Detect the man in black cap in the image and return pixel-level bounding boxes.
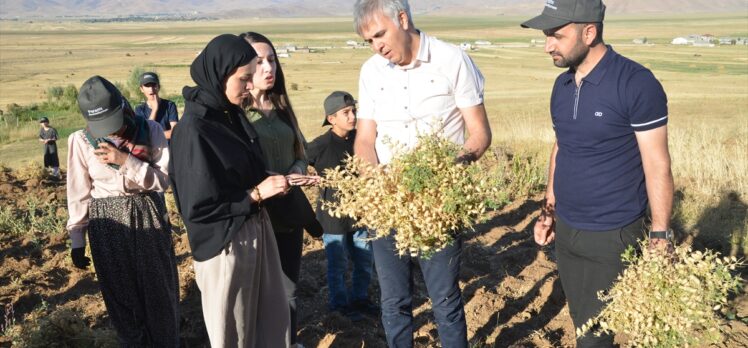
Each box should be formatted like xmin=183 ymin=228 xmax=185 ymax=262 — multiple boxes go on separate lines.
xmin=306 ymin=91 xmax=378 ymax=322
xmin=38 ymin=116 xmax=60 ymax=179
xmin=134 ymin=72 xmax=179 ymax=140
xmin=523 ymin=0 xmax=674 ymax=346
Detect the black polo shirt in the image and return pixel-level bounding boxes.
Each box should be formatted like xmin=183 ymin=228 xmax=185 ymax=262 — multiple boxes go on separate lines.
xmin=551 ymin=46 xmax=668 ymax=231
xmin=307 ymin=129 xmax=356 ymax=235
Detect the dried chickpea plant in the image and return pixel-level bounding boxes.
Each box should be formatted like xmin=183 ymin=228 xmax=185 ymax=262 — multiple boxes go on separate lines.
xmin=320 ymin=132 xmax=508 ymax=258
xmin=578 ymin=241 xmax=744 ymax=347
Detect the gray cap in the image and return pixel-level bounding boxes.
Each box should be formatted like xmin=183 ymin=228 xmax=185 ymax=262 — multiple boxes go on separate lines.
xmin=39 ymin=116 xmax=49 ymax=123
xmin=521 ymin=0 xmax=605 ymax=30
xmin=323 ymin=91 xmax=356 ymax=126
xmin=139 ymin=72 xmax=160 ymax=86
xmin=77 ymin=76 xmax=125 ymax=138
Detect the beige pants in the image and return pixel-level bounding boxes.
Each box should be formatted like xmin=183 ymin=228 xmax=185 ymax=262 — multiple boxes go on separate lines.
xmin=194 ymin=210 xmax=291 ymax=348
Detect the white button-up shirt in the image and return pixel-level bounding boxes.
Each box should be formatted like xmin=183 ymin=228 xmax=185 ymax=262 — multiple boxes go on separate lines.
xmin=357 ymin=31 xmax=485 ymax=164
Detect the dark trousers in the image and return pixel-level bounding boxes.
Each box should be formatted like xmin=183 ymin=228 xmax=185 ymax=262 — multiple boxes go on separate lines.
xmin=275 ymin=227 xmax=303 ymax=344
xmin=372 ymin=230 xmax=467 ymax=348
xmin=88 ymin=193 xmax=179 ymax=347
xmin=555 ymin=217 xmax=644 ymax=348
xmin=43 ymin=148 xmax=59 ymax=168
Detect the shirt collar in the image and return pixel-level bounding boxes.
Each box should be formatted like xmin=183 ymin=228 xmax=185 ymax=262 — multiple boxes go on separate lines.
xmin=562 ymin=45 xmax=615 ymax=86
xmin=388 ymin=30 xmax=429 ymax=70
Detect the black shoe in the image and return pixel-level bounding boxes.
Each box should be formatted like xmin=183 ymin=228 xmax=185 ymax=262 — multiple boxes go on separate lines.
xmin=351 ymin=299 xmax=379 ymax=316
xmin=345 ymin=308 xmax=365 ymax=322
xmin=330 ymin=306 xmax=365 ymax=322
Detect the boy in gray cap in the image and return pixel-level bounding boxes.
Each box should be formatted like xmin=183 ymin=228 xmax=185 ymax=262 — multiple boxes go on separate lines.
xmin=306 ymin=91 xmax=378 ymax=321
xmin=523 ymin=1 xmax=674 ymax=347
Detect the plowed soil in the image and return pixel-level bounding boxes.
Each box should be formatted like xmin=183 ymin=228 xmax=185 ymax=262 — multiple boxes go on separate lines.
xmin=1 ymin=169 xmax=746 ymax=347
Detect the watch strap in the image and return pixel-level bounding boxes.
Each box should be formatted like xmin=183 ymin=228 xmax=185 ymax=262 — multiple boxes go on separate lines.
xmin=649 ymin=230 xmax=672 ymax=240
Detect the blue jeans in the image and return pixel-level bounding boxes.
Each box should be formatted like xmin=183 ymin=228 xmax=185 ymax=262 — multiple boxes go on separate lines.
xmin=373 ymin=230 xmax=467 ymax=348
xmin=322 ymin=229 xmax=373 ymax=310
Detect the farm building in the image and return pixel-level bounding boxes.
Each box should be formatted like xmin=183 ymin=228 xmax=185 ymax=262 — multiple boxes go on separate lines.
xmin=693 ymin=39 xmax=715 ymax=47
xmin=459 ymin=42 xmax=473 ymax=51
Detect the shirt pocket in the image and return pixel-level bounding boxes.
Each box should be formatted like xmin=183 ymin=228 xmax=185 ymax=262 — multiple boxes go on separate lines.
xmin=412 ymin=73 xmax=453 ymax=117
xmin=369 ymin=82 xmax=398 ymax=121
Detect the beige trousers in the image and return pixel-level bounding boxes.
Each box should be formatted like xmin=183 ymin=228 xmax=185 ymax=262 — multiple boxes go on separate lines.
xmin=194 ymin=210 xmax=291 ymax=348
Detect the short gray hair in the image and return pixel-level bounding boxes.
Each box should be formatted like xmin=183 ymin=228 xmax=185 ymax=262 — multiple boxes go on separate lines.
xmin=353 ymin=0 xmax=412 ymax=36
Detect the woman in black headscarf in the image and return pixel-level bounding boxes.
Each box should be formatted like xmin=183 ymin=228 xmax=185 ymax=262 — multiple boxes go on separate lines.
xmin=169 ymin=34 xmax=291 ymax=346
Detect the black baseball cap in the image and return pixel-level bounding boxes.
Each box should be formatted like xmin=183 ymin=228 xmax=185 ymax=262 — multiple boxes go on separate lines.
xmin=521 ymin=0 xmax=606 ymax=31
xmin=39 ymin=116 xmax=49 ymax=123
xmin=139 ymin=72 xmax=160 ymax=86
xmin=323 ymin=91 xmax=356 ymax=126
xmin=77 ymin=76 xmax=125 ymax=138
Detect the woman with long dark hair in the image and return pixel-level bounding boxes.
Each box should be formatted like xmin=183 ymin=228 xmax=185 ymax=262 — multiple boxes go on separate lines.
xmin=169 ymin=34 xmax=291 ymax=346
xmin=239 ymin=31 xmax=316 ymax=347
xmin=67 ymin=75 xmax=179 ymax=346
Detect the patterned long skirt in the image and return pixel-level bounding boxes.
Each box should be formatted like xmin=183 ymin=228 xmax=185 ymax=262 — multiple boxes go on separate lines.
xmin=88 ymin=192 xmax=180 ymax=347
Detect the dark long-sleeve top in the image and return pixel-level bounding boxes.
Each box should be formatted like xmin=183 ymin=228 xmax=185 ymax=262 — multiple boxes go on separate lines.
xmin=247 ymin=108 xmax=307 ymax=175
xmin=307 ymin=129 xmax=356 ymax=235
xmin=39 ymin=127 xmax=58 ymax=154
xmin=169 ymin=100 xmax=268 ymax=261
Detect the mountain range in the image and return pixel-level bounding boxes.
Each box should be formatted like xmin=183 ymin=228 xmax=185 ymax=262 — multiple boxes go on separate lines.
xmin=1 ymin=0 xmax=746 ymax=18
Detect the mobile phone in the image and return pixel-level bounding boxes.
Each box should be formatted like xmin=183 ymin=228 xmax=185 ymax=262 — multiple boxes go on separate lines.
xmin=96 ymin=137 xmax=114 ymax=145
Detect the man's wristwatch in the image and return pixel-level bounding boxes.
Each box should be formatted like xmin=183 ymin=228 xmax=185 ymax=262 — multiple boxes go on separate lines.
xmin=649 ymin=230 xmax=674 ymax=241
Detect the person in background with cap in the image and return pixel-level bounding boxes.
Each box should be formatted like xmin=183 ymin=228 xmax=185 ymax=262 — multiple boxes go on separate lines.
xmin=353 ymin=0 xmax=492 ymax=346
xmin=134 ymin=72 xmax=179 ymax=140
xmin=38 ymin=116 xmax=60 ymax=179
xmin=306 ymin=91 xmax=378 ymax=322
xmin=239 ymin=31 xmax=319 ymax=347
xmin=523 ymin=0 xmax=674 ymax=346
xmin=66 ymin=75 xmax=179 ymax=346
xmin=169 ymin=34 xmax=292 ymax=346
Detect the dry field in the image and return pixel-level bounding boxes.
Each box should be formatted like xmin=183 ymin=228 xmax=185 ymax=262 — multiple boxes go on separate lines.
xmin=0 ymin=13 xmax=747 ymax=346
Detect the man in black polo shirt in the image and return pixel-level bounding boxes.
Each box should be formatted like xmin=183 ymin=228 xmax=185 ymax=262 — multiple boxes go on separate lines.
xmin=522 ymin=0 xmax=674 ymax=347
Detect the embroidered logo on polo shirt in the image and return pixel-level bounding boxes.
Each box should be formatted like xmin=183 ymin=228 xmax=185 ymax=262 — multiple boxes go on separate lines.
xmin=594 ymin=111 xmax=604 ymax=117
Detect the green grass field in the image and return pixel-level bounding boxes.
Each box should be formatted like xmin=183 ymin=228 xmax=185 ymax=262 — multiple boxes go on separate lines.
xmin=1 ymin=14 xmax=747 ymax=253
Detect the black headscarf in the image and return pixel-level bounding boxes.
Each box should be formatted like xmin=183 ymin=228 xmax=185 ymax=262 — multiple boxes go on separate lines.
xmin=183 ymin=34 xmax=257 ymax=111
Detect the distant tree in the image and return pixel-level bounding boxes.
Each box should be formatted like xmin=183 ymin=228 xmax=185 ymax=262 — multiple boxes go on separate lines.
xmin=62 ymin=84 xmax=78 ymax=109
xmin=6 ymin=103 xmax=22 ymax=117
xmin=47 ymin=86 xmax=64 ymax=102
xmin=127 ymin=66 xmax=147 ymax=103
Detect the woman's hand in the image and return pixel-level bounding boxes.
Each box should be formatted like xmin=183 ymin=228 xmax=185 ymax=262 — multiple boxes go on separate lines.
xmin=95 ymin=142 xmax=129 ymax=166
xmin=252 ymin=175 xmax=290 ymax=202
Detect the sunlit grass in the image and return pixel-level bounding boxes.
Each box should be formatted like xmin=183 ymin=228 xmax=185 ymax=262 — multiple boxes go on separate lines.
xmin=1 ymin=14 xmax=746 ymax=254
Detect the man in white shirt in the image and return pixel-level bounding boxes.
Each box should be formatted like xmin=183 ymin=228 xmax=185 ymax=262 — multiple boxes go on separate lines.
xmin=353 ymin=1 xmax=491 ymax=346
